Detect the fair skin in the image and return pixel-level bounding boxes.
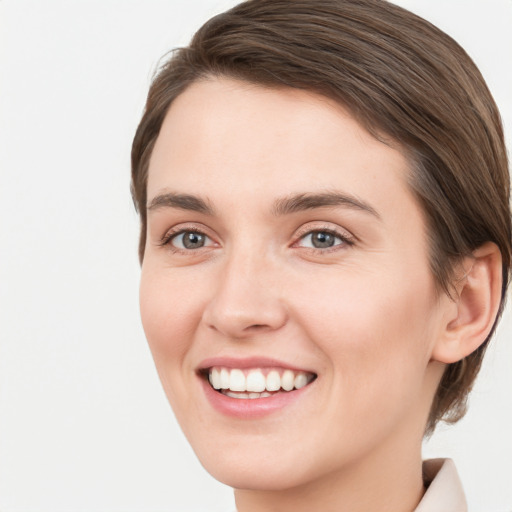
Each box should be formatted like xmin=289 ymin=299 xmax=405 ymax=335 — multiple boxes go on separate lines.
xmin=139 ymin=78 xmax=501 ymax=512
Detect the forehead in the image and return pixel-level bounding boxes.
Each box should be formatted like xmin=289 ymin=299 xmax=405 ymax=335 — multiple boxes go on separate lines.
xmin=147 ymin=77 xmax=418 ymax=222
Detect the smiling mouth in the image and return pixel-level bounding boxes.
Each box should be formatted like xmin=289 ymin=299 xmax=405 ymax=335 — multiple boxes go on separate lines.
xmin=203 ymin=367 xmax=317 ymax=399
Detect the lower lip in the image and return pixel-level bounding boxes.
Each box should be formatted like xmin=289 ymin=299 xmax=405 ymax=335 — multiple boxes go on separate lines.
xmin=200 ymin=377 xmax=313 ymax=419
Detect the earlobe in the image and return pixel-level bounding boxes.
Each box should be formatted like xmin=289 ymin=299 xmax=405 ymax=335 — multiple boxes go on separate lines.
xmin=432 ymin=242 xmax=503 ymax=364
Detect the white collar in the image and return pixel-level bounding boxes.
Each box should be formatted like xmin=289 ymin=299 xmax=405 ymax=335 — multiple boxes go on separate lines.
xmin=414 ymin=458 xmax=467 ymax=511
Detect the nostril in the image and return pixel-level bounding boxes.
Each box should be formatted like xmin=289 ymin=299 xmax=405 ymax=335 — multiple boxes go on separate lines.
xmin=243 ymin=324 xmax=275 ymax=334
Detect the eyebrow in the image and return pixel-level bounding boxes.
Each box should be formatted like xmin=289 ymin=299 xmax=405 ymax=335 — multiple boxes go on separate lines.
xmin=271 ymin=191 xmax=380 ymax=219
xmin=147 ymin=190 xmax=380 ymax=219
xmin=147 ymin=192 xmax=215 ymax=215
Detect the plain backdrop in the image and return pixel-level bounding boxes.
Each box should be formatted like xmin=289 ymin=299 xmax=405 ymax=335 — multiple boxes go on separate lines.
xmin=1 ymin=1 xmax=511 ymax=511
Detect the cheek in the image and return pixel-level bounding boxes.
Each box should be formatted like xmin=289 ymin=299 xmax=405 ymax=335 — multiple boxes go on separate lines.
xmin=294 ymin=264 xmax=433 ymax=341
xmin=291 ymin=265 xmax=436 ymax=406
xmin=139 ymin=264 xmax=213 ymax=427
xmin=139 ymin=265 xmax=205 ymax=365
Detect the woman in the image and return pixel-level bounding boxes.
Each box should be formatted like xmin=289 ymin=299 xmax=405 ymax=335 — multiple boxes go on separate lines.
xmin=131 ymin=0 xmax=511 ymax=510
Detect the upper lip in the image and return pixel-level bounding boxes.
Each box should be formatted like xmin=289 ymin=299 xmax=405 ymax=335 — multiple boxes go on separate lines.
xmin=197 ymin=356 xmax=317 ymax=374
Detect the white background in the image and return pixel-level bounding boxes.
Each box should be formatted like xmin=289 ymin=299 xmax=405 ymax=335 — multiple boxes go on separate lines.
xmin=1 ymin=1 xmax=511 ymax=511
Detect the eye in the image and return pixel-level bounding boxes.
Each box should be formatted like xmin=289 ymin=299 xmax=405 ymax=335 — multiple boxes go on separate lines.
xmin=297 ymin=230 xmax=349 ymax=250
xmin=168 ymin=230 xmax=213 ymax=250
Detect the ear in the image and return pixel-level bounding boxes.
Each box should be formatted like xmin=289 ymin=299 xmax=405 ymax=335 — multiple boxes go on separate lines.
xmin=432 ymin=242 xmax=503 ymax=364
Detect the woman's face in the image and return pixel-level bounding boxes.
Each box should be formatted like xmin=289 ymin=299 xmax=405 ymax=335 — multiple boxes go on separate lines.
xmin=140 ymin=78 xmax=448 ymax=490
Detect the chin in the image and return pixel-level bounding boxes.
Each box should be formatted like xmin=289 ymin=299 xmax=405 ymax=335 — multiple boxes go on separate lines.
xmin=188 ymin=432 xmax=337 ymax=492
xmin=202 ymin=457 xmax=315 ymax=491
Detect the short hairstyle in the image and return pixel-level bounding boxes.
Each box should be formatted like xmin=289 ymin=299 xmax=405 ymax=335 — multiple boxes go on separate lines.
xmin=131 ymin=0 xmax=511 ymax=434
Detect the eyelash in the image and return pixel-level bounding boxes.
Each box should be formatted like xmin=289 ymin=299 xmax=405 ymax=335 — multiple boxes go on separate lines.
xmin=158 ymin=226 xmax=355 ymax=254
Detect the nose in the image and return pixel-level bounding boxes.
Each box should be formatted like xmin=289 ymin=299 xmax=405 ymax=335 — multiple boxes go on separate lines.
xmin=201 ymin=251 xmax=288 ymax=339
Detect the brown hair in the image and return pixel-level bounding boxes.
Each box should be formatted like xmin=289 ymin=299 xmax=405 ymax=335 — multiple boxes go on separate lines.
xmin=131 ymin=0 xmax=511 ymax=434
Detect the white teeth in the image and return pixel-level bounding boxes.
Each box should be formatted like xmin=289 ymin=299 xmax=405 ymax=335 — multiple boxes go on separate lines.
xmin=246 ymin=370 xmax=266 ymax=392
xmin=225 ymin=391 xmax=246 ymax=399
xmin=207 ymin=367 xmax=315 ymax=395
xmin=225 ymin=391 xmax=272 ymax=399
xmin=281 ymin=369 xmax=295 ymax=391
xmin=210 ymin=368 xmax=221 ymax=389
xmin=266 ymin=370 xmax=281 ymax=391
xmin=229 ymin=369 xmax=246 ymax=392
xmin=220 ymin=368 xmax=230 ymax=389
xmin=294 ymin=372 xmax=309 ymax=389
